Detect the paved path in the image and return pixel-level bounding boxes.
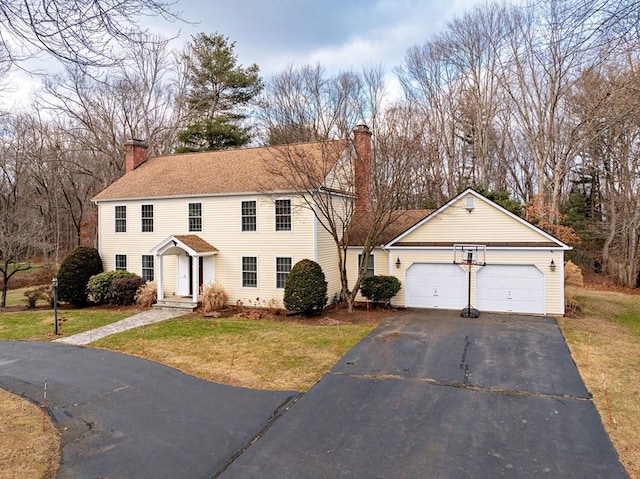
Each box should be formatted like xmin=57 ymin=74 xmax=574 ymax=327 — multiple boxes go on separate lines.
xmin=220 ymin=310 xmax=628 ymax=478
xmin=53 ymin=308 xmax=186 ymax=345
xmin=0 ymin=341 xmax=296 ymax=479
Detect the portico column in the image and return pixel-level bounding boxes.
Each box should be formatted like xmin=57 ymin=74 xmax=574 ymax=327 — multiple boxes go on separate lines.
xmin=157 ymin=254 xmax=164 ymax=300
xmin=192 ymin=255 xmax=199 ymax=303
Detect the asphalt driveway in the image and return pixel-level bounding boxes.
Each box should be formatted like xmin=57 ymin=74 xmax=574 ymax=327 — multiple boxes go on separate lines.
xmin=220 ymin=310 xmax=628 ymax=478
xmin=0 ymin=342 xmax=296 ymax=479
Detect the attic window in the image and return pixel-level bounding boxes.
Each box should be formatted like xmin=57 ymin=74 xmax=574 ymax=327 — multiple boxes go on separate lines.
xmin=465 ymin=195 xmax=475 ymax=212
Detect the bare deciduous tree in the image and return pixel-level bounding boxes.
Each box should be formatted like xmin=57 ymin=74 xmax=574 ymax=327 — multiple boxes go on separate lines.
xmin=259 ymin=65 xmax=423 ymax=312
xmin=0 ymin=0 xmax=181 ymax=70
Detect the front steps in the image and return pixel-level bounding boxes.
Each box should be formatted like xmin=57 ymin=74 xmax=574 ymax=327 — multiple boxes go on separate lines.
xmin=153 ymin=296 xmax=198 ymax=311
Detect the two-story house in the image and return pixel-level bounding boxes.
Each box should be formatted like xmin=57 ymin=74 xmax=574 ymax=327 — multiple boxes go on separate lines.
xmin=93 ymin=125 xmax=571 ymax=316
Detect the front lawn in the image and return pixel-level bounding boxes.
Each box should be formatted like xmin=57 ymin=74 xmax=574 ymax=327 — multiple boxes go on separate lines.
xmin=92 ymin=313 xmax=381 ymax=392
xmin=559 ymin=287 xmax=640 ymax=479
xmin=0 ymin=307 xmax=141 ymax=341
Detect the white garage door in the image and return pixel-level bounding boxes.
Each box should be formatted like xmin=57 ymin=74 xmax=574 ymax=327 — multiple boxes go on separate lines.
xmin=476 ymin=265 xmax=545 ymax=314
xmin=405 ymin=263 xmax=467 ymax=309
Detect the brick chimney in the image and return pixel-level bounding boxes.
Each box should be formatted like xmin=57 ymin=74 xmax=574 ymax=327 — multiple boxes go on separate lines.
xmin=352 ymin=124 xmax=372 ymax=212
xmin=125 ymin=139 xmax=148 ymax=173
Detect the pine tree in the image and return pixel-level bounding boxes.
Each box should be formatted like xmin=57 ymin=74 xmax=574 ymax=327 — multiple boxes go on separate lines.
xmin=177 ymin=33 xmax=262 ymax=152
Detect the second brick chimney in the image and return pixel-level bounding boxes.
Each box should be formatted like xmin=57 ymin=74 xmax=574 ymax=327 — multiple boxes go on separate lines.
xmin=125 ymin=139 xmax=148 ymax=173
xmin=352 ymin=124 xmax=372 ymax=212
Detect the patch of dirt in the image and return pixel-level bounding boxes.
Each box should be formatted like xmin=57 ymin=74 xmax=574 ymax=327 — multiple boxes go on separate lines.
xmin=198 ymin=303 xmax=395 ymax=325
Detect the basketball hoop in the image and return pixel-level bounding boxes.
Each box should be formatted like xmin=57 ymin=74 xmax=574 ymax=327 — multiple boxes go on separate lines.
xmin=453 ymin=244 xmax=486 ymax=318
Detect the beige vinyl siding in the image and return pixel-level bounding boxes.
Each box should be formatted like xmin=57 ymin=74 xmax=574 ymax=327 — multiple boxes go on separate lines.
xmin=323 ymin=149 xmax=353 ymax=194
xmin=389 ymin=248 xmax=564 ymax=315
xmin=401 ymin=194 xmax=551 ymax=244
xmin=315 ymin=219 xmax=342 ymax=304
xmin=98 ymin=194 xmax=316 ymax=306
xmin=314 ymin=194 xmax=350 ymax=304
xmin=346 ymin=248 xmax=390 ymax=303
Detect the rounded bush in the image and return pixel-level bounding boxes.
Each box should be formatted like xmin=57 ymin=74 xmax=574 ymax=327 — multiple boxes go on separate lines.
xmin=111 ymin=276 xmax=146 ymax=305
xmin=283 ymin=259 xmax=327 ymax=315
xmin=360 ymin=275 xmax=401 ymax=304
xmin=57 ymin=247 xmax=103 ymax=306
xmin=87 ymin=270 xmax=138 ymax=304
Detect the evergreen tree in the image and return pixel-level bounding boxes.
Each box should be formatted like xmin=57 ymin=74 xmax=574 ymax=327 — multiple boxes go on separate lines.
xmin=177 ymin=33 xmax=262 ymax=152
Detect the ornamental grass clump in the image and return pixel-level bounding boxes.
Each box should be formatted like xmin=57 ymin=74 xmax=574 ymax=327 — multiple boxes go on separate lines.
xmin=135 ymin=281 xmax=157 ymax=308
xmin=200 ymin=282 xmax=228 ymax=312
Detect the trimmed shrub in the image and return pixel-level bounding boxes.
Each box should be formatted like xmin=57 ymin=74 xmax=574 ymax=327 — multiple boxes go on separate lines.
xmin=360 ymin=275 xmax=401 ymax=304
xmin=57 ymin=247 xmax=103 ymax=306
xmin=136 ymin=281 xmax=157 ymax=308
xmin=200 ymin=282 xmax=228 ymax=312
xmin=283 ymin=259 xmax=327 ymax=315
xmin=111 ymin=276 xmax=146 ymax=305
xmin=87 ymin=270 xmax=137 ymax=304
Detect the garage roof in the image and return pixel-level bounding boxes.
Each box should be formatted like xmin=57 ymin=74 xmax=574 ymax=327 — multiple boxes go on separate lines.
xmin=385 ymin=188 xmax=572 ymax=250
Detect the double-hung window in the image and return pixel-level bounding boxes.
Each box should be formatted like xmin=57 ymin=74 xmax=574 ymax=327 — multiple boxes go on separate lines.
xmin=242 ymin=257 xmax=258 ymax=287
xmin=141 ymin=204 xmax=154 ymax=232
xmin=275 ymin=199 xmax=291 ymax=231
xmin=242 ymin=200 xmax=257 ymax=231
xmin=358 ymin=253 xmax=375 ymax=278
xmin=141 ymin=255 xmax=154 ymax=281
xmin=189 ymin=203 xmax=202 ymax=232
xmin=115 ymin=205 xmax=126 ymax=233
xmin=276 ymin=257 xmax=292 ymax=289
xmin=115 ymin=254 xmax=127 ymax=271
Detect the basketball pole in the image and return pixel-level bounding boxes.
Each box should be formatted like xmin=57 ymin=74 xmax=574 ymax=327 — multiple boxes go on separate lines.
xmin=460 ymin=249 xmax=480 ymax=318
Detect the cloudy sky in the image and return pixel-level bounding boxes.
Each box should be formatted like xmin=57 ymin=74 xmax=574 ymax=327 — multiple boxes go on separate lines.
xmin=168 ymin=0 xmax=486 ymax=75
xmin=4 ymin=0 xmax=489 ymax=107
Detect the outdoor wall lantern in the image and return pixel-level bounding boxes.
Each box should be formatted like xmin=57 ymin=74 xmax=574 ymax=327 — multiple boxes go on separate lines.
xmin=52 ymin=277 xmax=59 ymax=335
xmin=550 ymin=259 xmax=556 ymax=272
xmin=395 ymin=257 xmax=401 ymax=268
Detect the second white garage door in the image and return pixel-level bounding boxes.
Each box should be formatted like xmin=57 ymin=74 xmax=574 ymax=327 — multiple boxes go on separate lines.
xmin=476 ymin=265 xmax=545 ymax=314
xmin=405 ymin=263 xmax=468 ymax=309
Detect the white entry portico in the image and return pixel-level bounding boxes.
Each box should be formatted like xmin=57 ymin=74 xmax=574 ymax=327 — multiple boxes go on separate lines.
xmin=150 ymin=235 xmax=218 ymax=304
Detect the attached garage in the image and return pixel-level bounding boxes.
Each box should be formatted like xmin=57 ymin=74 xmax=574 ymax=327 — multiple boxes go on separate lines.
xmin=476 ymin=265 xmax=545 ymax=314
xmin=367 ymin=188 xmax=573 ymax=316
xmin=405 ymin=263 xmax=467 ymax=309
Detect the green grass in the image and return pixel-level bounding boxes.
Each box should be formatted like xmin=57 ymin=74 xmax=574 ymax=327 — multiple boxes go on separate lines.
xmin=3 ymin=287 xmax=49 ymax=308
xmin=93 ymin=315 xmax=378 ymax=391
xmin=570 ymin=289 xmax=640 ymax=336
xmin=0 ymin=307 xmax=140 ymax=341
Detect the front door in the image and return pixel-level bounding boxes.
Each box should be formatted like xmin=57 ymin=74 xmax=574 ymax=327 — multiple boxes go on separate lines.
xmin=177 ymin=254 xmax=190 ymax=296
xmin=187 ymin=256 xmax=204 ymax=296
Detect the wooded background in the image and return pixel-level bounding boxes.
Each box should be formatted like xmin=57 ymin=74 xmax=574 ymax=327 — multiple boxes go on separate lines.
xmin=1 ymin=0 xmax=639 ymax=289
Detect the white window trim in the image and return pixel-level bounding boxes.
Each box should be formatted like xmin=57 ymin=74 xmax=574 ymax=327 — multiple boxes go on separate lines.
xmin=241 ymin=255 xmax=258 ymax=288
xmin=115 ymin=204 xmax=127 ymax=233
xmin=275 ymin=256 xmax=293 ymax=289
xmin=141 ymin=204 xmax=154 ymax=233
xmin=274 ymin=197 xmax=293 ymax=233
xmin=241 ymin=198 xmax=258 ymax=232
xmin=115 ymin=254 xmax=127 ymax=271
xmin=358 ymin=252 xmax=375 ymax=278
xmin=188 ymin=202 xmax=203 ymax=232
xmin=141 ymin=255 xmax=154 ymax=281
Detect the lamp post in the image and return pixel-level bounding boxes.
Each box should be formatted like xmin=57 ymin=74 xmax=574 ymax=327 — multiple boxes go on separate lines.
xmin=52 ymin=278 xmax=58 ymax=335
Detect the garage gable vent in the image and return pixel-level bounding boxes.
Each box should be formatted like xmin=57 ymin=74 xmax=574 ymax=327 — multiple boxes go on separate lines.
xmin=465 ymin=195 xmax=475 ymax=212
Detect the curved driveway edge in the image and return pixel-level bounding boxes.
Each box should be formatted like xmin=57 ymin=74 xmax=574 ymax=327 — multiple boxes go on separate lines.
xmin=0 ymin=341 xmax=296 ymax=479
